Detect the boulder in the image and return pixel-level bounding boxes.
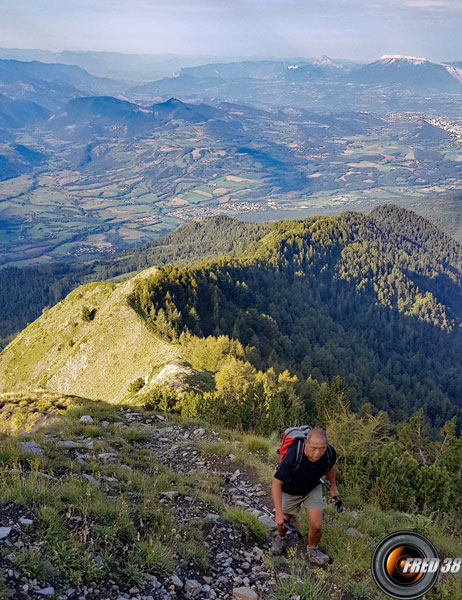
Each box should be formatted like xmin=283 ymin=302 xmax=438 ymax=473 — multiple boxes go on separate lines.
xmin=232 ymin=587 xmax=258 ymax=600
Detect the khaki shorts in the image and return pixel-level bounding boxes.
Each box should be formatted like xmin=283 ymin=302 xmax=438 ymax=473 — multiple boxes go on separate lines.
xmin=282 ymin=484 xmax=323 ymax=514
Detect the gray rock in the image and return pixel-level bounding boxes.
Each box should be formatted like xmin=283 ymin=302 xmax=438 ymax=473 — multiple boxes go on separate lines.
xmin=157 ymin=427 xmax=174 ymax=434
xmin=345 ymin=527 xmax=364 ymax=537
xmin=18 ymin=441 xmax=44 ymax=455
xmin=184 ymin=579 xmax=202 ymax=597
xmin=0 ymin=527 xmax=11 ymax=539
xmin=119 ymin=464 xmax=133 ymax=472
xmin=19 ymin=517 xmax=33 ymax=525
xmin=170 ymin=575 xmax=183 ymax=588
xmin=205 ymin=513 xmax=221 ymax=522
xmin=257 ymin=515 xmax=276 ymax=531
xmin=42 ymin=559 xmax=60 ymax=578
xmin=98 ymin=452 xmax=118 ymax=460
xmin=58 ymin=440 xmax=86 ymax=449
xmin=232 ymin=587 xmax=258 ymax=600
xmin=156 ymin=415 xmax=165 ymax=420
xmin=82 ymin=474 xmax=98 ymax=486
xmin=79 ymin=415 xmax=94 ymax=424
xmin=37 ymin=588 xmax=55 ymax=596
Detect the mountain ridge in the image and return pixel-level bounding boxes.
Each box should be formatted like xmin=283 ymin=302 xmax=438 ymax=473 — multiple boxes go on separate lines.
xmin=2 ymin=205 xmax=462 ymax=429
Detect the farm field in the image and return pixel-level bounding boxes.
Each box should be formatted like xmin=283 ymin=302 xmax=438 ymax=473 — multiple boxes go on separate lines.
xmin=1 ymin=102 xmax=462 ymax=266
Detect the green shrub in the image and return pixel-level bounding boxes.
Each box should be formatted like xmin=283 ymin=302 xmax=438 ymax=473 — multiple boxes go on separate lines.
xmin=128 ymin=378 xmax=145 ymax=393
xmin=143 ymin=386 xmax=176 ymax=412
xmin=11 ymin=548 xmax=58 ymax=581
xmin=370 ymin=443 xmax=420 ymax=511
xmin=82 ymin=306 xmax=97 ymax=322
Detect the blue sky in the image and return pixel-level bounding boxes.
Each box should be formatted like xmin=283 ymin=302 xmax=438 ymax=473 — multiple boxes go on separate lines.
xmin=2 ymin=0 xmax=462 ymax=61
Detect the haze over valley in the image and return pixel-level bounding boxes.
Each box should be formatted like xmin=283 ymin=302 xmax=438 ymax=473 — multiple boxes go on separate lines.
xmin=2 ymin=52 xmax=462 ymax=266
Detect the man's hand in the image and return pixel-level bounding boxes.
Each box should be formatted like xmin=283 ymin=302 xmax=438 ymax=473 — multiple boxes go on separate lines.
xmin=274 ymin=511 xmax=285 ymax=526
xmin=328 ymin=486 xmax=339 ymax=499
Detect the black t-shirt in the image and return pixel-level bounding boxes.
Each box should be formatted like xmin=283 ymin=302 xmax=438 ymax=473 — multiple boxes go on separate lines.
xmin=274 ymin=443 xmax=337 ymax=496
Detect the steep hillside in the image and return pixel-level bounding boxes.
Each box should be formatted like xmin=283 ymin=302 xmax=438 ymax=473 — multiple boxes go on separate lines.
xmin=2 ymin=206 xmax=462 ymax=427
xmin=0 ymin=268 xmax=186 ymax=403
xmin=0 ymin=215 xmax=269 ymax=349
xmin=0 ymin=94 xmax=51 ymax=129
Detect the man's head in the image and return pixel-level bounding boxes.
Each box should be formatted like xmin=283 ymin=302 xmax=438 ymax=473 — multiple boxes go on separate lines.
xmin=304 ymin=428 xmax=328 ymax=462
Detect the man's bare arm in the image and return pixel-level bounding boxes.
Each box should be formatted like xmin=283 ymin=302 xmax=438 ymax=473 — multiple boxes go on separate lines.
xmin=326 ymin=465 xmax=338 ymax=498
xmin=272 ymin=478 xmax=285 ymax=525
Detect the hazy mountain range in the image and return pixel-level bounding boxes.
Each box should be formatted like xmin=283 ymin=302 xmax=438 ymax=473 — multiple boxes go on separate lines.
xmin=1 ymin=51 xmax=462 ymax=269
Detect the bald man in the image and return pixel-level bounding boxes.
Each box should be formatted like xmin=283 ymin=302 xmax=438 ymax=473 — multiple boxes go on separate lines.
xmin=271 ymin=427 xmax=338 ymax=565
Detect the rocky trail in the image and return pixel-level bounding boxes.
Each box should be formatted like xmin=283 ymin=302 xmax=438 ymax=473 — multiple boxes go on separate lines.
xmin=1 ymin=407 xmax=313 ymax=600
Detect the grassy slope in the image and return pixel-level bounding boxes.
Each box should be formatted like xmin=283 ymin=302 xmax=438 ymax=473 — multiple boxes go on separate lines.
xmin=0 ymin=393 xmax=460 ymax=600
xmin=0 ymin=267 xmax=182 ymax=402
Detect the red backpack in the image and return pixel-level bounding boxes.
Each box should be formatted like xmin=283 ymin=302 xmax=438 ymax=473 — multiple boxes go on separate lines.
xmin=277 ymin=425 xmax=335 ymax=472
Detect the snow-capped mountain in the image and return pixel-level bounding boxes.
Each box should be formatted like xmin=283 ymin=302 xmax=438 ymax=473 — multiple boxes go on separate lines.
xmin=349 ymin=55 xmax=462 ymax=91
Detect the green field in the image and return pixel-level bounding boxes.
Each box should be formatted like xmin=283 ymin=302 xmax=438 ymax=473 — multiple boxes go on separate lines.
xmin=2 ymin=111 xmax=462 ymax=266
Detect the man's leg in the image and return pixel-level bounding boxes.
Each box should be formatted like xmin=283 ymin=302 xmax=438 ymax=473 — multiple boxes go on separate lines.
xmin=306 ymin=508 xmax=323 ymax=547
xmin=271 ymin=493 xmax=303 ymax=555
xmin=303 ymin=485 xmax=330 ymax=565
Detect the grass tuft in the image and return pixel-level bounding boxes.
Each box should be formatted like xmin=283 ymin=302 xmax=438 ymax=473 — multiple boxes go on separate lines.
xmin=222 ymin=506 xmax=268 ymax=541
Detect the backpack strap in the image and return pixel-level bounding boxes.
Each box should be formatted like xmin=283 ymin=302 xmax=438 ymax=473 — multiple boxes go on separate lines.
xmin=293 ymin=438 xmax=305 ymax=471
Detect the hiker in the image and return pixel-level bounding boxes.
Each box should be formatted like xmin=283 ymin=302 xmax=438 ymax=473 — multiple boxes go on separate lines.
xmin=271 ymin=427 xmax=338 ymax=565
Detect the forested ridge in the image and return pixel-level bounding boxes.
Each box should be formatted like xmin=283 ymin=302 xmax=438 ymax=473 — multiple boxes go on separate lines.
xmin=0 ymin=215 xmax=269 ymax=348
xmin=3 ymin=204 xmax=462 ymax=428
xmin=128 ymin=205 xmax=462 ymax=429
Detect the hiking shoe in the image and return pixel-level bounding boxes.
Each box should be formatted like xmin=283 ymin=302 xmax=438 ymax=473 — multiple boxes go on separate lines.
xmin=284 ymin=532 xmax=298 ymax=549
xmin=271 ymin=535 xmax=288 ymax=555
xmin=306 ymin=546 xmax=330 ymax=565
